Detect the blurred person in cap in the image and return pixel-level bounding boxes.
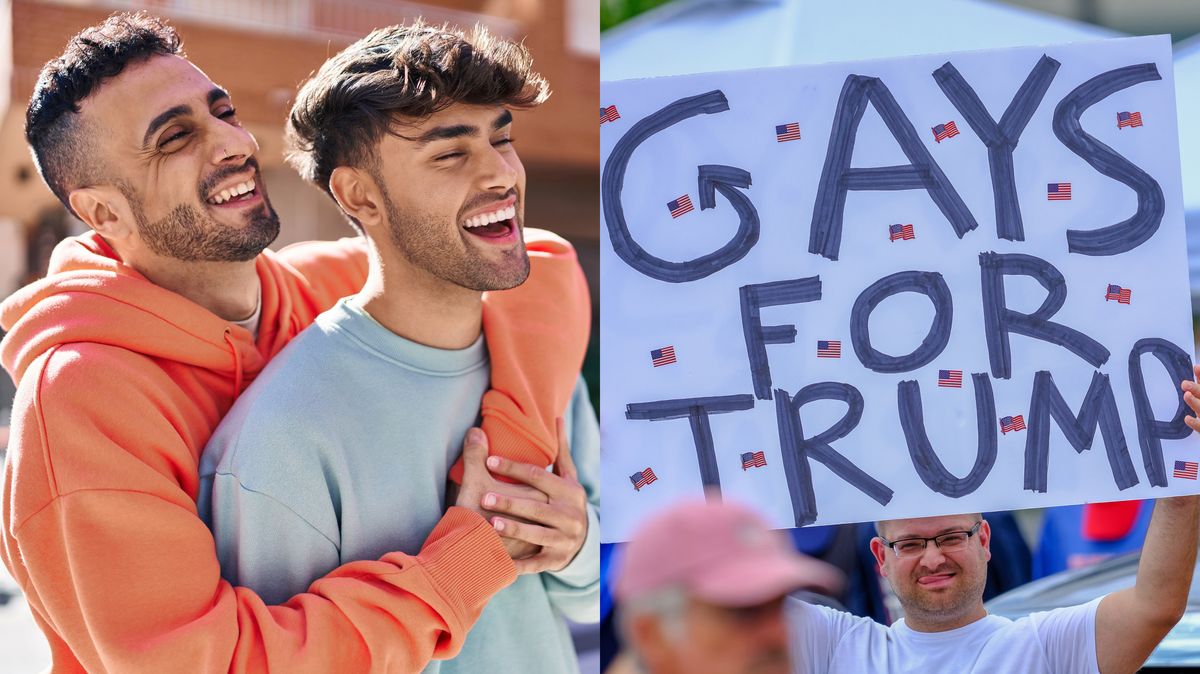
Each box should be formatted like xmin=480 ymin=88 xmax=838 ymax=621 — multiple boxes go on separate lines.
xmin=785 ymin=378 xmax=1200 ymax=674
xmin=612 ymin=497 xmax=844 ymax=674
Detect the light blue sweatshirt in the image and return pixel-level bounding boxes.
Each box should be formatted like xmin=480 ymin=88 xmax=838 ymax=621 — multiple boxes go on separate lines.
xmin=198 ymin=297 xmax=600 ymax=673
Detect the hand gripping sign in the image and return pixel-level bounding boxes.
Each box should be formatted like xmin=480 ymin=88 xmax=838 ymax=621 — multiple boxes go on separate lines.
xmin=599 ymin=36 xmax=1200 ymax=543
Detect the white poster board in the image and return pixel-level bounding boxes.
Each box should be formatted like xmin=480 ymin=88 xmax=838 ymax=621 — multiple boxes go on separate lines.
xmin=599 ymin=36 xmax=1200 ymax=543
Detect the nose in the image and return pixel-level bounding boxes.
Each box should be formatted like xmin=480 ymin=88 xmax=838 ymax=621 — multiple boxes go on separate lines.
xmin=919 ymin=541 xmax=948 ymax=567
xmin=210 ymin=120 xmax=259 ymax=165
xmin=479 ymin=143 xmax=520 ymax=193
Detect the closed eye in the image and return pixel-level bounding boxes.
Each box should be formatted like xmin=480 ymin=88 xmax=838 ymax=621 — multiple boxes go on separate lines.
xmin=159 ymin=129 xmax=191 ymax=148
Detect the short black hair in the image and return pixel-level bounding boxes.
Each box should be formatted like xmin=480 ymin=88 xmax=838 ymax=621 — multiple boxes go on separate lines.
xmin=286 ymin=20 xmax=549 ymax=228
xmin=26 ymin=12 xmax=183 ymax=215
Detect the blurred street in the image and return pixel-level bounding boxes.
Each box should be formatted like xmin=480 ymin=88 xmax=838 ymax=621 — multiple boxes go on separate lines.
xmin=0 ymin=561 xmax=51 ymax=673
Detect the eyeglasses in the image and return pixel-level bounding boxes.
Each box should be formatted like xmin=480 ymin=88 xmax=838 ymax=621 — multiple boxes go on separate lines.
xmin=879 ymin=521 xmax=982 ymax=558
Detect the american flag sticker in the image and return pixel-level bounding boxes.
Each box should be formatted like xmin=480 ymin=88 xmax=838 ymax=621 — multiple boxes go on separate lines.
xmin=1117 ymin=111 xmax=1142 ymax=129
xmin=601 ymin=105 xmax=620 ymax=124
xmin=741 ymin=451 xmax=767 ymax=470
xmin=1174 ymin=461 xmax=1198 ymax=480
xmin=667 ymin=194 xmax=694 ymax=218
xmin=938 ymin=370 xmax=963 ymax=388
xmin=630 ymin=467 xmax=659 ymax=490
xmin=651 ymin=346 xmax=677 ymax=367
xmin=817 ymin=340 xmax=841 ymax=358
xmin=889 ymin=223 xmax=915 ymax=241
xmin=1047 ymin=183 xmax=1072 ymax=200
xmin=933 ymin=121 xmax=960 ymax=142
xmin=1000 ymin=415 xmax=1026 ymax=434
xmin=1105 ymin=284 xmax=1132 ymax=305
xmin=775 ymin=122 xmax=801 ymax=142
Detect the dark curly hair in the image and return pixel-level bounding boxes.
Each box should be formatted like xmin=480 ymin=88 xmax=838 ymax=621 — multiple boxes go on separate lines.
xmin=26 ymin=12 xmax=183 ymax=215
xmin=286 ymin=20 xmax=549 ymax=223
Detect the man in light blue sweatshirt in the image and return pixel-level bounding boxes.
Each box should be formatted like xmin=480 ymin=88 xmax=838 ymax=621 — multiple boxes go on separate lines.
xmin=198 ymin=21 xmax=599 ymax=673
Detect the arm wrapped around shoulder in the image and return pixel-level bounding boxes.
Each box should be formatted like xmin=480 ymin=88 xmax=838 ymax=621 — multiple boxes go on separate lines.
xmin=450 ymin=228 xmax=592 ymax=483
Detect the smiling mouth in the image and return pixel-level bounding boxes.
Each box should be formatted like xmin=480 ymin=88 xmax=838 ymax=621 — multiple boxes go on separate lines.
xmin=917 ymin=572 xmax=956 ymax=587
xmin=207 ymin=179 xmax=259 ymax=206
xmin=461 ymin=204 xmax=517 ymax=239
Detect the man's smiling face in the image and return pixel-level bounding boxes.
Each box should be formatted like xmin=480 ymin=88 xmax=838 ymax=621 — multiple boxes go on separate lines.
xmin=370 ymin=103 xmax=529 ymax=292
xmin=82 ymin=54 xmax=278 ymax=261
xmin=871 ymin=514 xmax=992 ymax=630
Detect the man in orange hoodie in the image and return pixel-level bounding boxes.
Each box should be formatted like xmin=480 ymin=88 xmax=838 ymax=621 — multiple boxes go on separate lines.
xmin=0 ymin=12 xmax=589 ymax=674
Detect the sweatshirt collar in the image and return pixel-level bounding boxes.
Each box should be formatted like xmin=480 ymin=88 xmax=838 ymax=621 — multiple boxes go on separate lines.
xmin=323 ymin=297 xmax=487 ymax=374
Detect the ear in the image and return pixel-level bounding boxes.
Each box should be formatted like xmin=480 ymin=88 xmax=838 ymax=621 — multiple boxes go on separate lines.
xmin=67 ymin=186 xmax=135 ymax=240
xmin=329 ymin=166 xmax=385 ymax=231
xmin=869 ymin=536 xmax=890 ymax=576
xmin=978 ymin=519 xmax=992 ymax=562
xmin=628 ymin=613 xmax=673 ymax=671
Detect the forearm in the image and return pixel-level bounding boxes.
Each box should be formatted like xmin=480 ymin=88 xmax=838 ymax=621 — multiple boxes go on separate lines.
xmin=1096 ymin=495 xmax=1200 ymax=674
xmin=15 ymin=497 xmax=513 ymax=674
xmin=1133 ymin=495 xmax=1199 ymax=622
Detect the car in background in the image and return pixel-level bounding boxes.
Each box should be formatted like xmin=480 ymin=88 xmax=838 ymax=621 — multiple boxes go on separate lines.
xmin=985 ymin=551 xmax=1200 ymax=670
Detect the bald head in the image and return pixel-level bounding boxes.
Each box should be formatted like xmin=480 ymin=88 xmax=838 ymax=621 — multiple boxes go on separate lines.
xmin=875 ymin=513 xmax=984 ymax=540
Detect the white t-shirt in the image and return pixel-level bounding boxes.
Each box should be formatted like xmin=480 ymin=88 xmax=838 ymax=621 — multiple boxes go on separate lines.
xmin=787 ymin=596 xmax=1102 ymax=674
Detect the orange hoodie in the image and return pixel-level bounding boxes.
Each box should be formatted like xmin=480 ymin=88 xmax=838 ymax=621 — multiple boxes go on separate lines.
xmin=0 ymin=228 xmax=590 ymax=674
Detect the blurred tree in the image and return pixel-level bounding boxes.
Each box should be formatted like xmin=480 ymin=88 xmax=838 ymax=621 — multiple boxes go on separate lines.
xmin=602 ymin=0 xmax=674 ymax=31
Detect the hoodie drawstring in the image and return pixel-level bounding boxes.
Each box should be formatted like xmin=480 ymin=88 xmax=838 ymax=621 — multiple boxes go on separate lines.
xmin=223 ymin=328 xmax=244 ymax=399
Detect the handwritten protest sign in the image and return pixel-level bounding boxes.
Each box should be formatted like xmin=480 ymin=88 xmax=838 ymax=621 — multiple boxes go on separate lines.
xmin=599 ymin=36 xmax=1200 ymax=543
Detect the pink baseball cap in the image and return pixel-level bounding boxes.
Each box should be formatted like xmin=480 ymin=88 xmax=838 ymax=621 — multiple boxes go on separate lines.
xmin=615 ymin=498 xmax=844 ymax=607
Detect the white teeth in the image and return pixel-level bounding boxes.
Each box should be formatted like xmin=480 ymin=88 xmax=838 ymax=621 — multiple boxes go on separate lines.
xmin=463 ymin=205 xmax=516 ymax=228
xmin=209 ymin=179 xmax=257 ymax=205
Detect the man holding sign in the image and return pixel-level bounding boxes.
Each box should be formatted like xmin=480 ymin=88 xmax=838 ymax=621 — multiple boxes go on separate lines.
xmin=785 ymin=371 xmax=1200 ymax=673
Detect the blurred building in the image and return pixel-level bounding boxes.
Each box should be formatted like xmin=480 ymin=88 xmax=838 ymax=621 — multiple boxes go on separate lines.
xmin=1003 ymin=0 xmax=1200 ymax=40
xmin=0 ymin=0 xmax=600 ymax=301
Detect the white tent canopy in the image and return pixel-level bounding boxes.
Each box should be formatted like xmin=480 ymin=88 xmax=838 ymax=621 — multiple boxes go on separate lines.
xmin=602 ymin=0 xmax=1120 ymax=80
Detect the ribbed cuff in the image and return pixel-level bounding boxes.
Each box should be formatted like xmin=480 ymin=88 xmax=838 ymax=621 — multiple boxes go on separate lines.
xmin=448 ymin=406 xmax=555 ymax=484
xmin=418 ymin=507 xmax=517 ymax=617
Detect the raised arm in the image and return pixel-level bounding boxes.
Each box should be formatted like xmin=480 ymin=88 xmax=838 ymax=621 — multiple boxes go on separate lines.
xmin=1094 ymin=364 xmax=1200 ymax=673
xmin=1094 ymin=496 xmax=1199 ymax=673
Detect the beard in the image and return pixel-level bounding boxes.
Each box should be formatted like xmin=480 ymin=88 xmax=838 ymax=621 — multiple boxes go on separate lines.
xmin=120 ymin=169 xmax=279 ymax=263
xmin=890 ymin=558 xmax=987 ymax=623
xmin=379 ymin=181 xmax=530 ymax=292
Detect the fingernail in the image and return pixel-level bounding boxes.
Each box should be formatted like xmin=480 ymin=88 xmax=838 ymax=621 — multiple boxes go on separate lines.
xmin=483 ymin=493 xmax=497 ymax=507
xmin=493 ymin=518 xmax=505 ymax=531
xmin=487 ymin=456 xmax=500 ymax=469
xmin=468 ymin=428 xmax=484 ymax=443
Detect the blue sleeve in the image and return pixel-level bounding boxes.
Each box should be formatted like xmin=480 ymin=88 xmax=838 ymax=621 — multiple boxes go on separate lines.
xmin=541 ymin=376 xmax=601 ymax=623
xmin=200 ymin=395 xmax=344 ymax=607
xmin=207 ymin=471 xmax=342 ymax=605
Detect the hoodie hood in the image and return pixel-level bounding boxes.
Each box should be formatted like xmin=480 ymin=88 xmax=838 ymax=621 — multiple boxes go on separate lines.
xmin=1 ymin=232 xmax=271 ymax=386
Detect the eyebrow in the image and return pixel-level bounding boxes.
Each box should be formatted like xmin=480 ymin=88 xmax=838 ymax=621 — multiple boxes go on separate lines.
xmin=893 ymin=525 xmax=971 ymax=539
xmin=141 ymin=87 xmax=230 ymax=147
xmin=411 ymin=109 xmax=514 ymax=147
